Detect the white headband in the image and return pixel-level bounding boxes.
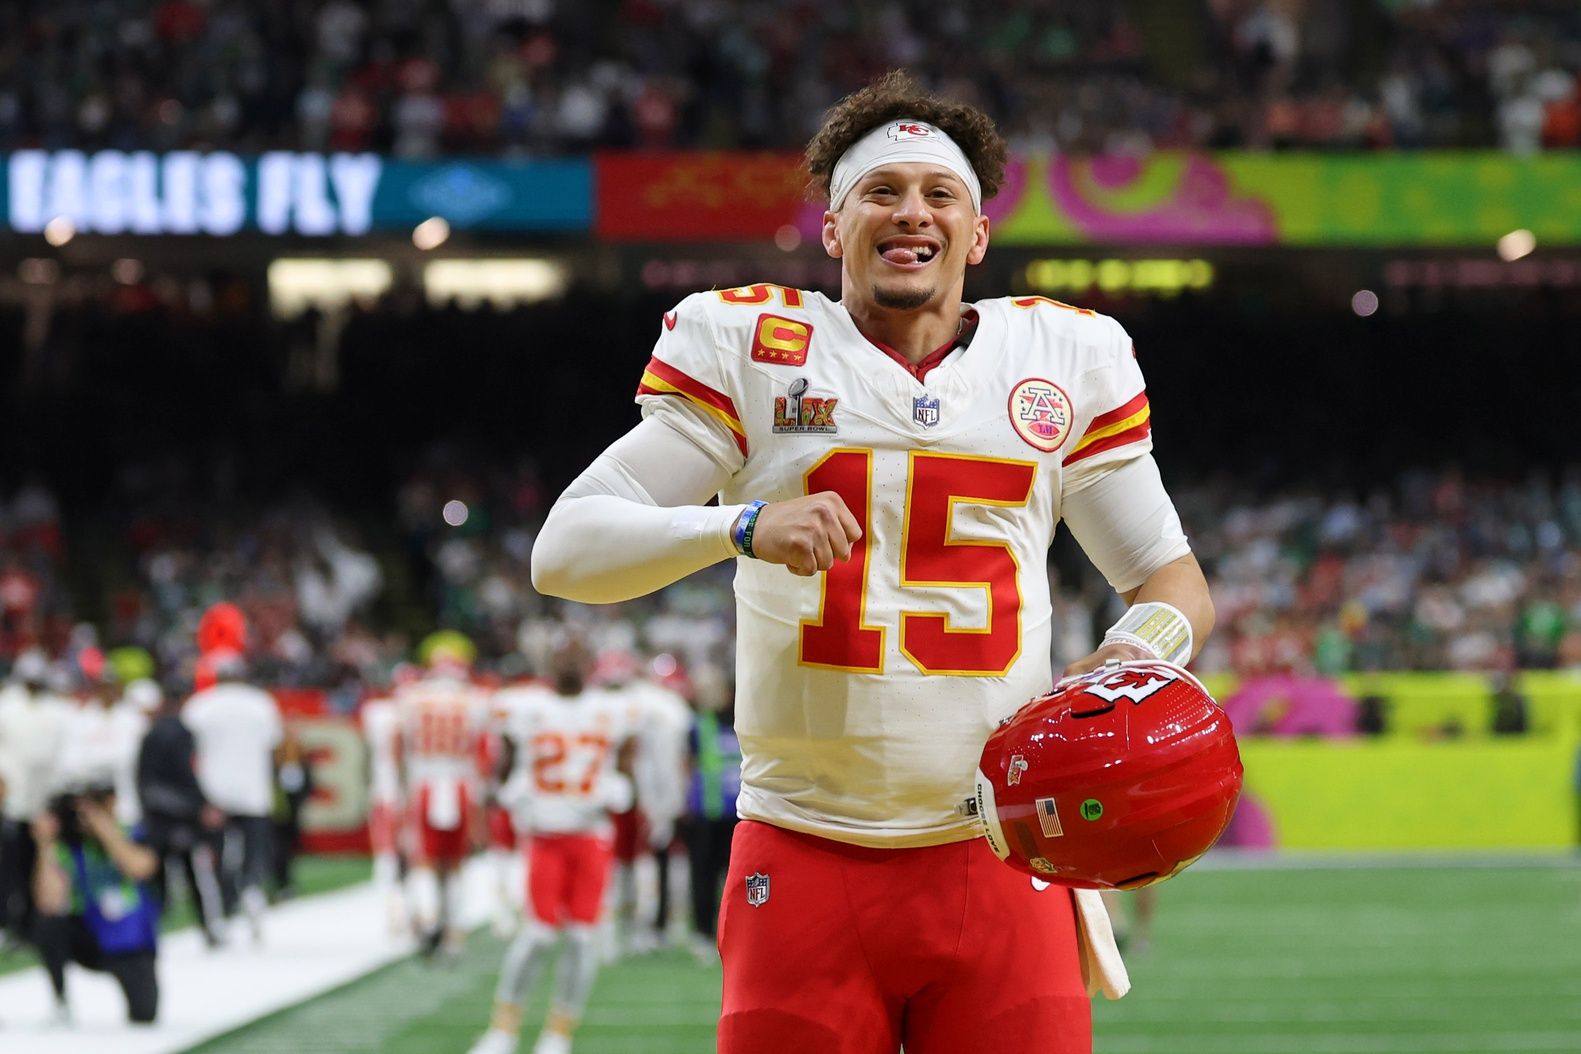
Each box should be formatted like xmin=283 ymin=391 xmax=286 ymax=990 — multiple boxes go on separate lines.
xmin=828 ymin=119 xmax=983 ymax=215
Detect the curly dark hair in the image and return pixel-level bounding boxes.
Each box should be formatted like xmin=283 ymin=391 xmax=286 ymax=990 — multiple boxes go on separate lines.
xmin=804 ymin=70 xmax=1008 ymax=205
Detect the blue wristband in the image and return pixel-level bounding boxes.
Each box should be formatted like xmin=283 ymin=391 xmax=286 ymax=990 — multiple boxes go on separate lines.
xmin=733 ymin=500 xmax=767 ymax=559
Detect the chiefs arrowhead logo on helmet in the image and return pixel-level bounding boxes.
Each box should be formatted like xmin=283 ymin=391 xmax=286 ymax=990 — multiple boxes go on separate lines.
xmin=973 ymin=660 xmax=1242 ymax=890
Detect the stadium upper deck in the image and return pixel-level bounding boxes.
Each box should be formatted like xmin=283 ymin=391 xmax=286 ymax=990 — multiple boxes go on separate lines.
xmin=0 ymin=0 xmax=1578 ymax=156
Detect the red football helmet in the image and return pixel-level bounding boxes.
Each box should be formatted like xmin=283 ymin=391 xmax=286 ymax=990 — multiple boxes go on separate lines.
xmin=974 ymin=660 xmax=1242 ymax=890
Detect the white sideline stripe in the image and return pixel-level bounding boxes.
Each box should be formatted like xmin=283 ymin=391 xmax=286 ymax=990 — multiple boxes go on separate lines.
xmin=0 ymin=860 xmax=494 ymax=1054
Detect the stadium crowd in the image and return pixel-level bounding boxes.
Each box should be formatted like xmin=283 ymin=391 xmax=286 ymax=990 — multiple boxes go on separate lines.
xmin=0 ymin=0 xmax=1578 ymax=156
xmin=1 ymin=456 xmax=1579 ymax=704
xmin=0 ymin=268 xmax=1575 ymax=694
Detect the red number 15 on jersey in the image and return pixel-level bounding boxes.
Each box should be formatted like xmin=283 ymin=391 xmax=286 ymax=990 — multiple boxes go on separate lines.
xmin=799 ymin=450 xmax=1037 ymax=677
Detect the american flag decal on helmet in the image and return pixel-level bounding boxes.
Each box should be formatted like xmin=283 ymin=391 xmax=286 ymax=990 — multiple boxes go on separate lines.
xmin=1037 ymin=797 xmax=1064 ymax=838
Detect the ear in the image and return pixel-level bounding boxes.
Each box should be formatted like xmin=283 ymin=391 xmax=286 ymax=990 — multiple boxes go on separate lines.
xmin=966 ymin=214 xmax=990 ymax=266
xmin=822 ymin=210 xmax=843 ymax=259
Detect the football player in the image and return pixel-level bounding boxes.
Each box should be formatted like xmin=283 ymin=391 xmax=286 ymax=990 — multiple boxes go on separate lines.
xmin=590 ymin=648 xmax=691 ymax=957
xmin=361 ymin=671 xmax=409 ymax=934
xmin=469 ymin=634 xmax=641 ymax=1054
xmin=485 ymin=661 xmax=545 ymax=939
xmin=531 ymin=71 xmax=1214 ymax=1053
xmin=395 ymin=645 xmax=491 ymax=958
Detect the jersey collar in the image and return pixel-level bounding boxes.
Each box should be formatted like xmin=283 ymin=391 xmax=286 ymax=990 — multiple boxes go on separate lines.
xmin=862 ymin=309 xmax=980 ymax=384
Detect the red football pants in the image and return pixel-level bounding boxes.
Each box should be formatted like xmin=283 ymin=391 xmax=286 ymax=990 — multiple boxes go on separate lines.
xmin=410 ymin=783 xmax=473 ymax=869
xmin=528 ymin=833 xmax=614 ymax=927
xmin=717 ymin=820 xmax=1091 ymax=1054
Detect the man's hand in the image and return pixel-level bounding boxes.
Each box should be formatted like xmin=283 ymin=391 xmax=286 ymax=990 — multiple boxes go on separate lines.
xmin=76 ymin=798 xmax=118 ymax=840
xmin=749 ymin=492 xmax=863 ymax=577
xmin=201 ymin=805 xmax=226 ymax=831
xmin=1061 ymin=640 xmax=1153 ymax=681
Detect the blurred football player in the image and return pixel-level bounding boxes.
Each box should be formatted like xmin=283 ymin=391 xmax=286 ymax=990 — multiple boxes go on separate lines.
xmin=484 ymin=669 xmax=540 ymax=939
xmin=469 ymin=635 xmax=641 ymax=1054
xmin=396 ymin=641 xmax=491 ymax=958
xmin=592 ymin=648 xmax=691 ymax=956
xmin=531 ymin=71 xmax=1214 ymax=1053
xmin=362 ymin=671 xmax=409 ymax=934
xmin=1102 ymin=886 xmax=1158 ymax=956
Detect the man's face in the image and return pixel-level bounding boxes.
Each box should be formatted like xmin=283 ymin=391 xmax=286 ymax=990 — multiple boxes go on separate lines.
xmin=823 ymin=162 xmax=990 ymax=312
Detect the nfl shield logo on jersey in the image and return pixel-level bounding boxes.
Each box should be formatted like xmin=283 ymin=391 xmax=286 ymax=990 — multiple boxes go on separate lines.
xmin=745 ymin=872 xmax=771 ymax=908
xmin=913 ymin=394 xmax=940 ymax=428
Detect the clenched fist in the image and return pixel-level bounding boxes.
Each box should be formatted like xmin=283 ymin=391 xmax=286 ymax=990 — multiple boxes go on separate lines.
xmin=750 ymin=492 xmax=863 ymax=576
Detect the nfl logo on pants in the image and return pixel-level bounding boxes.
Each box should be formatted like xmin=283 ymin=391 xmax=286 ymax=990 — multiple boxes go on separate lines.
xmin=745 ymin=872 xmax=770 ymax=907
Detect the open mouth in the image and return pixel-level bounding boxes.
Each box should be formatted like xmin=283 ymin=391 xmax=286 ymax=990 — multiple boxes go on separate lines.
xmin=877 ymin=238 xmax=940 ymax=268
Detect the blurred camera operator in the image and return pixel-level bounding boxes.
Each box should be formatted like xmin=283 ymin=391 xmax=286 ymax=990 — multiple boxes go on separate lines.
xmin=31 ymin=782 xmax=160 ymax=1025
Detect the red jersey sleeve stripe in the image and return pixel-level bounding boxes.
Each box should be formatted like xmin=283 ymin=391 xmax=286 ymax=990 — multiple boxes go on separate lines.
xmin=1062 ymin=420 xmax=1151 ymax=467
xmin=638 ymin=356 xmax=740 ymax=420
xmin=1082 ymin=390 xmax=1149 ymax=435
xmin=636 ymin=355 xmax=749 ymax=458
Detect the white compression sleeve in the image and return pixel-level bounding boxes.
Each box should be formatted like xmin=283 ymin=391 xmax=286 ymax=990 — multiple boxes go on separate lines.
xmin=1060 ymin=454 xmax=1192 ymax=594
xmin=530 ymin=415 xmax=746 ymax=604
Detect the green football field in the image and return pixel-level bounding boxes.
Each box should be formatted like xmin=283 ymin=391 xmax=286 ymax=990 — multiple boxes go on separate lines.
xmin=188 ymin=861 xmax=1581 ymax=1054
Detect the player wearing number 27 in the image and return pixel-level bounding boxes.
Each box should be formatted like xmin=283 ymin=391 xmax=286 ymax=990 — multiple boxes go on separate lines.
xmin=470 ymin=637 xmax=641 ymax=1054
xmin=532 ymin=71 xmax=1213 ymax=1054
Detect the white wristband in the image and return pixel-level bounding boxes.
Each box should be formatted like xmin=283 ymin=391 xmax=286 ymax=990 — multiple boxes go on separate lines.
xmin=1102 ymin=601 xmax=1193 ymax=665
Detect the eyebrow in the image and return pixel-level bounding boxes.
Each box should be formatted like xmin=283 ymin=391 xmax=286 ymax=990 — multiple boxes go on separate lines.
xmin=859 ymin=168 xmax=968 ymax=191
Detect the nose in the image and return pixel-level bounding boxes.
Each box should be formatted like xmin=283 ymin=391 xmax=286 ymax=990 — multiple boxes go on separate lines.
xmin=891 ymin=186 xmax=931 ymax=228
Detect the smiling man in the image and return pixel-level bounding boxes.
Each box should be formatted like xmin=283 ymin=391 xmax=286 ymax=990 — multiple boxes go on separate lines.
xmin=531 ymin=71 xmax=1213 ymax=1054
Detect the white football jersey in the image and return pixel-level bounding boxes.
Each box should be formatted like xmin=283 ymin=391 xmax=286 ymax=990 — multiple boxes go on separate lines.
xmin=636 ymin=286 xmax=1155 ymax=847
xmin=395 ymin=674 xmax=490 ymax=791
xmin=606 ymin=679 xmax=691 ymax=826
xmin=501 ymin=686 xmax=640 ymax=836
xmin=361 ymin=696 xmax=402 ymax=806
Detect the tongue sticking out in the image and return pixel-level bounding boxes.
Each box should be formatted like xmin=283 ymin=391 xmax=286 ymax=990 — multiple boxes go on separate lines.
xmin=882 ymin=247 xmax=922 ymax=265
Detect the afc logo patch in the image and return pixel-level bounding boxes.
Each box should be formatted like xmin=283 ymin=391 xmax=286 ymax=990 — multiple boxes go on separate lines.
xmin=1008 ymin=377 xmax=1074 ymax=453
xmin=745 ymin=872 xmax=770 ymax=908
xmin=751 ymin=313 xmax=812 ymax=366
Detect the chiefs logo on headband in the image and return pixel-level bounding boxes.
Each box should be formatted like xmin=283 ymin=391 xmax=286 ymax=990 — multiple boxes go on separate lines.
xmin=888 ymin=122 xmax=937 ymax=141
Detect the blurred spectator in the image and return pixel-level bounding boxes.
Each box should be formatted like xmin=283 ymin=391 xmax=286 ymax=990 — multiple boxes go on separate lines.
xmin=1488 ymin=672 xmax=1530 ymax=735
xmin=270 ymin=724 xmax=316 ymax=899
xmin=1353 ymin=690 xmax=1388 ymax=737
xmin=685 ymin=666 xmax=739 ymax=964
